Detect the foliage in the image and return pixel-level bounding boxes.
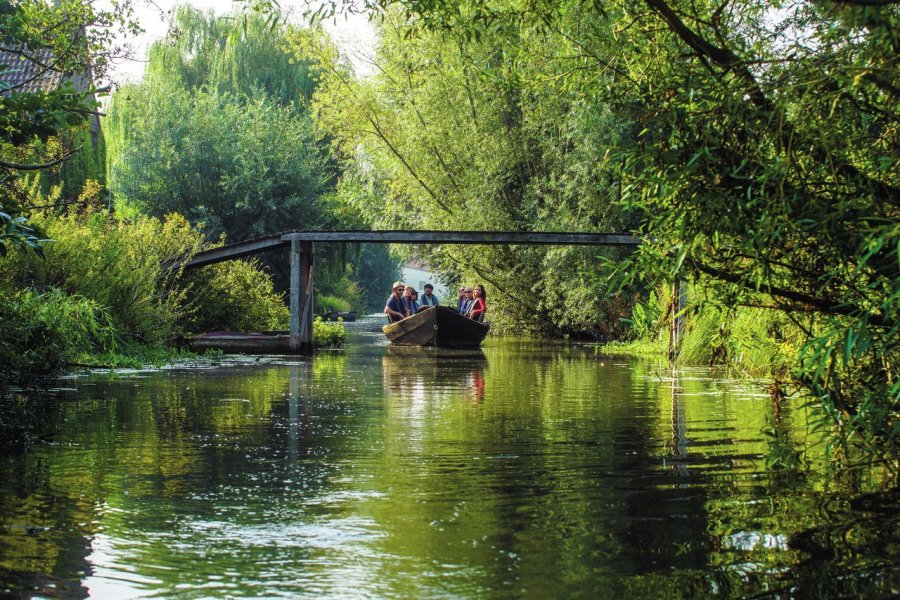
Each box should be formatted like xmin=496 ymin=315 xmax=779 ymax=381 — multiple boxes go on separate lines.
xmin=0 ymin=205 xmax=202 ymax=346
xmin=317 ymin=294 xmax=352 ymax=313
xmin=142 ymin=5 xmax=318 ymax=109
xmin=0 ymin=190 xmax=292 ymax=384
xmin=35 ymin=123 xmax=107 ymax=202
xmin=621 ymin=288 xmax=662 ymax=342
xmin=105 ymin=7 xmax=381 ymax=310
xmin=306 ymin=7 xmax=637 ymax=337
xmin=184 ymin=259 xmax=289 ymax=334
xmin=313 ymin=316 xmax=346 ymax=347
xmin=1 ymin=0 xmax=136 ymax=215
xmin=594 ymin=0 xmax=899 ymax=460
xmin=106 ymin=84 xmax=331 ymax=243
xmin=81 ymin=346 xmax=213 ymax=370
xmin=0 ymin=0 xmax=129 ymax=144
xmin=0 ymin=288 xmax=116 ymax=385
xmin=309 ymin=0 xmax=899 ymax=460
xmin=0 ymin=207 xmax=44 ymax=257
xmin=596 ymin=338 xmax=666 ymax=359
xmin=104 ymin=7 xmax=335 ymax=242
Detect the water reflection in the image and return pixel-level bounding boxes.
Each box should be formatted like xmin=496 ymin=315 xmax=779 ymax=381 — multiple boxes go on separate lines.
xmin=383 ymin=347 xmax=487 ymax=403
xmin=0 ymin=335 xmax=896 ymax=598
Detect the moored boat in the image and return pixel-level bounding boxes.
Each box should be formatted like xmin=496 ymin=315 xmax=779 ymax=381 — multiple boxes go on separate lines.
xmin=320 ymin=310 xmax=358 ymax=322
xmin=190 ymin=331 xmax=291 ymax=354
xmin=382 ymin=306 xmax=489 ymax=347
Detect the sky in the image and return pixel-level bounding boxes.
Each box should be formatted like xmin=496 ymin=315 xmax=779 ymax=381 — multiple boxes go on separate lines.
xmin=103 ymin=0 xmax=377 ymax=85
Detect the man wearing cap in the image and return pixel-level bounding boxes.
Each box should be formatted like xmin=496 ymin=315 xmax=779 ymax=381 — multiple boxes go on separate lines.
xmin=384 ymin=281 xmax=407 ymax=322
xmin=420 ymin=283 xmax=440 ymax=308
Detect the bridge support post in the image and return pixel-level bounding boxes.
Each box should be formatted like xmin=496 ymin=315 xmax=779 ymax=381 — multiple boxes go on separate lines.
xmin=289 ymin=240 xmax=314 ymax=353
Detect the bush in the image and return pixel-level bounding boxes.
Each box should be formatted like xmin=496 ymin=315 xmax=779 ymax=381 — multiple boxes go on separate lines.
xmin=184 ymin=260 xmax=289 ymax=333
xmin=316 ymin=294 xmax=352 ymax=314
xmin=0 ymin=206 xmax=203 ymax=345
xmin=313 ymin=317 xmax=345 ymax=347
xmin=678 ymin=287 xmax=796 ymax=377
xmin=621 ymin=287 xmax=664 ymax=342
xmin=0 ymin=288 xmax=116 ymax=384
xmin=0 ymin=199 xmax=293 ymax=384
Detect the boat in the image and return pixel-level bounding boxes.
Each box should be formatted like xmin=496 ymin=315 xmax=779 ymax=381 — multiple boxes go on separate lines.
xmin=382 ymin=306 xmax=489 ymax=347
xmin=190 ymin=331 xmax=291 ymax=354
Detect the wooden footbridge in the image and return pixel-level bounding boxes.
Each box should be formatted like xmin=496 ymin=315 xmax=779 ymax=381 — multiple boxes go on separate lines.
xmin=182 ymin=230 xmax=643 ymax=353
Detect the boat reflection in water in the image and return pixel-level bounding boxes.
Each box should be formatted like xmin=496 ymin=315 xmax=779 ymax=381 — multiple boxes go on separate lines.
xmin=382 ymin=346 xmax=488 ymax=409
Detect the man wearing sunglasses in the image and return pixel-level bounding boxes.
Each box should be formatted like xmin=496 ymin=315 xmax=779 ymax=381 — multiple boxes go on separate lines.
xmin=384 ymin=281 xmax=407 ymax=323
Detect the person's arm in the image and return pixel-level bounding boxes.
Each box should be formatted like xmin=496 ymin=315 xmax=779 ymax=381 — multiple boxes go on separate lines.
xmin=384 ymin=297 xmax=404 ymax=320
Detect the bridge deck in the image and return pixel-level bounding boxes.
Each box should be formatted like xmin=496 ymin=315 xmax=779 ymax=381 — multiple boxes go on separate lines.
xmin=183 ymin=230 xmax=641 ymax=270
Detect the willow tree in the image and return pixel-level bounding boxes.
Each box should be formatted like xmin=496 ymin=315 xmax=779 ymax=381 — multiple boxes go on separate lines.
xmin=105 ymin=8 xmax=358 ymax=298
xmin=141 ymin=4 xmax=318 ymax=109
xmin=308 ymin=9 xmax=638 ymax=336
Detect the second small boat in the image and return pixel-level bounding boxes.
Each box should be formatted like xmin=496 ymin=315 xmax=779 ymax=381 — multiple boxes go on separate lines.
xmin=382 ymin=306 xmax=489 ymax=347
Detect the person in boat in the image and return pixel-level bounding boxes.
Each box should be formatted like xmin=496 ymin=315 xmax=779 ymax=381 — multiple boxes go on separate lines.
xmin=455 ymin=286 xmax=467 ymax=313
xmin=467 ymin=284 xmax=486 ymax=322
xmin=384 ymin=281 xmax=407 ymax=322
xmin=459 ymin=286 xmax=474 ymax=315
xmin=403 ymin=285 xmax=419 ymax=317
xmin=419 ymin=283 xmax=439 ymax=308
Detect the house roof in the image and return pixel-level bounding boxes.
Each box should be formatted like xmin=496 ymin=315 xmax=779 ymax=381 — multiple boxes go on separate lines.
xmin=0 ymin=46 xmax=64 ymax=95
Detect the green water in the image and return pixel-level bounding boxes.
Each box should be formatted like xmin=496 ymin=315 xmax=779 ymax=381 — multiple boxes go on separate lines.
xmin=1 ymin=321 xmax=897 ymax=598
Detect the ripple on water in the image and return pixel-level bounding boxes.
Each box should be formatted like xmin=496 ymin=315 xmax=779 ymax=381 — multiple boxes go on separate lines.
xmin=0 ymin=333 xmax=893 ymax=598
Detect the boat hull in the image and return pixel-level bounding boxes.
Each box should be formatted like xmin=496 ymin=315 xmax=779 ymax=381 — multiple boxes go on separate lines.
xmin=382 ymin=306 xmax=489 ymax=347
xmin=190 ymin=331 xmax=292 ymax=354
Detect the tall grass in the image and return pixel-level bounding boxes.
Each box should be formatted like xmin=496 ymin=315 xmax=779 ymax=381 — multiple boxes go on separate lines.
xmin=609 ymin=282 xmax=796 ymax=380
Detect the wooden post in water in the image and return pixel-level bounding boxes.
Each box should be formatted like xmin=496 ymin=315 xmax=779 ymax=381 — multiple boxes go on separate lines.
xmin=668 ymin=279 xmax=686 ymax=363
xmin=289 ymin=240 xmax=314 ymax=353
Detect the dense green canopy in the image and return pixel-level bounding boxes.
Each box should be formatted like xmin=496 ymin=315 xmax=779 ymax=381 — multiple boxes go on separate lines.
xmin=105 ymin=7 xmax=334 ymax=241
xmin=309 ymin=0 xmax=898 ymax=458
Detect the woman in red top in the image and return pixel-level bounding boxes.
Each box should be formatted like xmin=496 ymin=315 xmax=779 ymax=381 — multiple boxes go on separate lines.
xmin=468 ymin=284 xmax=486 ymax=322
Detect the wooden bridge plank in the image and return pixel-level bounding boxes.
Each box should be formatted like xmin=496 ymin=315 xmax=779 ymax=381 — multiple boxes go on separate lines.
xmin=280 ymin=230 xmax=641 ymax=245
xmin=182 ymin=236 xmax=287 ymax=269
xmin=182 ymin=230 xmax=641 ymax=271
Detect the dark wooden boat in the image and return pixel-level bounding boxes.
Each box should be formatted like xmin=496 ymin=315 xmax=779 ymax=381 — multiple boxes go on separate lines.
xmin=382 ymin=306 xmax=489 ymax=347
xmin=190 ymin=331 xmax=291 ymax=354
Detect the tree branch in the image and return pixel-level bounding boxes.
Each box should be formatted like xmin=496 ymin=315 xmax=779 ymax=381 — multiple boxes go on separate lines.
xmin=0 ymin=150 xmax=77 ymax=171
xmin=690 ymin=258 xmax=858 ymax=318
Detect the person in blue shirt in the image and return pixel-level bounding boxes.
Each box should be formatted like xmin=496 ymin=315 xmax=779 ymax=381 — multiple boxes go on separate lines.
xmin=384 ymin=281 xmax=407 ymax=322
xmin=455 ymin=286 xmax=467 ymax=313
xmin=420 ymin=283 xmax=439 ymax=308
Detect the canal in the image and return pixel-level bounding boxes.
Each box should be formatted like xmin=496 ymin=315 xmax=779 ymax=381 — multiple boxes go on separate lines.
xmin=1 ymin=317 xmax=896 ymax=597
